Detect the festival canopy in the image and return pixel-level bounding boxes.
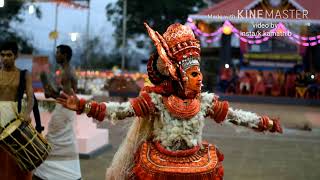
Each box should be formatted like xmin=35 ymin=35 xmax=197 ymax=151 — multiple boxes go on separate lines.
xmin=34 ymin=0 xmax=89 ymax=9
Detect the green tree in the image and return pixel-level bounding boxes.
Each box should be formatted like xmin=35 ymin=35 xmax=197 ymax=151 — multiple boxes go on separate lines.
xmin=0 ymin=0 xmax=41 ymax=53
xmin=80 ymin=36 xmax=121 ymax=70
xmin=106 ymin=0 xmax=206 ymax=47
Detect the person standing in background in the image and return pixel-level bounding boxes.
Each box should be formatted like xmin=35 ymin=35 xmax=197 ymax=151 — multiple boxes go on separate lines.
xmin=33 ymin=45 xmax=81 ymax=180
xmin=0 ymin=41 xmax=34 ymax=180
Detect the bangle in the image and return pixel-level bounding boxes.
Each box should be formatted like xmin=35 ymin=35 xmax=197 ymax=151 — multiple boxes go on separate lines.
xmin=96 ymin=103 xmax=107 ymax=121
xmin=258 ymin=116 xmax=270 ymax=131
xmin=212 ymin=100 xmax=229 ymax=123
xmin=83 ymin=102 xmax=107 ymax=121
xmin=92 ymin=103 xmax=100 ymax=119
xmin=268 ymin=119 xmax=274 ymax=130
xmin=87 ymin=101 xmax=98 ymax=117
xmin=260 ymin=116 xmax=275 ymax=131
xmin=270 ymin=119 xmax=282 ymax=133
xmin=84 ymin=102 xmax=92 ymax=114
xmin=76 ymin=98 xmax=86 ymax=115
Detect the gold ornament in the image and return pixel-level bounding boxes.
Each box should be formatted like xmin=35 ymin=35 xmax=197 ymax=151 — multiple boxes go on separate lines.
xmin=49 ymin=31 xmax=59 ymax=40
xmin=222 ymin=26 xmax=232 ymax=35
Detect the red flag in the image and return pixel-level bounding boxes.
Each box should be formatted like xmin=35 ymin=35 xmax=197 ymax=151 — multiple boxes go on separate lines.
xmin=49 ymin=0 xmax=89 ymax=9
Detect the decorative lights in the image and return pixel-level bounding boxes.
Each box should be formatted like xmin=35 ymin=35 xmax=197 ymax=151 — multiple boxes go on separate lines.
xmin=188 ymin=18 xmax=320 ymax=47
xmin=29 ymin=4 xmax=35 ymax=14
xmin=0 ymin=0 xmax=4 ymax=8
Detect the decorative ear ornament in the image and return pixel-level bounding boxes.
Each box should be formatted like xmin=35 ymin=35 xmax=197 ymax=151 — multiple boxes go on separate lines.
xmin=155 ymin=31 xmax=173 ymax=59
xmin=156 ymin=57 xmax=170 ymax=76
xmin=147 ymin=53 xmax=165 ymax=85
xmin=144 ymin=22 xmax=179 ymax=81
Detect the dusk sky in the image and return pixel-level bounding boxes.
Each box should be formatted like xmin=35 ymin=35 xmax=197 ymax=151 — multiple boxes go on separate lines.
xmin=13 ymin=0 xmax=116 ymax=53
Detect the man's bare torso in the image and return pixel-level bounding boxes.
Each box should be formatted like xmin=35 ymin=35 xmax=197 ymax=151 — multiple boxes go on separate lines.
xmin=58 ymin=66 xmax=77 ymax=95
xmin=0 ymin=69 xmax=20 ymax=101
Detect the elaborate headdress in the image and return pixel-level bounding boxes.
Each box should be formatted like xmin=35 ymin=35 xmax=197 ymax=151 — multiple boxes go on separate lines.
xmin=144 ymin=23 xmax=200 ymax=85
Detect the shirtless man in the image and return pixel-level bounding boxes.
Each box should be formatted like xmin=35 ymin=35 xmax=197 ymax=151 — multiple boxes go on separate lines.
xmin=33 ymin=44 xmax=82 ymax=180
xmin=0 ymin=41 xmax=34 ymax=180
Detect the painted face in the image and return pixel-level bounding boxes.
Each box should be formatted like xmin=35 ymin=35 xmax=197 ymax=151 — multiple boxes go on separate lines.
xmin=55 ymin=48 xmax=65 ymax=64
xmin=0 ymin=50 xmax=16 ymax=69
xmin=184 ymin=65 xmax=203 ymax=94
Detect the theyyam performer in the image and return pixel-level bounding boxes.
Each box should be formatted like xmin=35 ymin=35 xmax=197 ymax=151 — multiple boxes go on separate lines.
xmin=57 ymin=22 xmax=282 ymax=180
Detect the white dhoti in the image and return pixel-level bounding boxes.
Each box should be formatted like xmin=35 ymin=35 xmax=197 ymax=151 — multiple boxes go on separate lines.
xmin=34 ymin=104 xmax=81 ymax=180
xmin=0 ymin=101 xmax=18 ymax=128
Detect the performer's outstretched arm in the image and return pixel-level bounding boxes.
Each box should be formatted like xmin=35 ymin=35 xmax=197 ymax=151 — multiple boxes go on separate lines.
xmin=205 ymin=94 xmax=282 ymax=133
xmin=57 ymin=91 xmax=155 ymax=122
xmin=226 ymin=107 xmax=282 ymax=133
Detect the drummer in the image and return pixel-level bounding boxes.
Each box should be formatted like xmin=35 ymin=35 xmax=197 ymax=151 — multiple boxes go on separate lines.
xmin=0 ymin=41 xmax=34 ymax=180
xmin=33 ymin=44 xmax=82 ymax=180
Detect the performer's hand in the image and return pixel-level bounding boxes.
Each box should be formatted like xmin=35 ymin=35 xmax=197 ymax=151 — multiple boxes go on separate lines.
xmin=56 ymin=90 xmax=79 ymax=111
xmin=257 ymin=116 xmax=283 ymax=133
xmin=271 ymin=119 xmax=283 ymax=134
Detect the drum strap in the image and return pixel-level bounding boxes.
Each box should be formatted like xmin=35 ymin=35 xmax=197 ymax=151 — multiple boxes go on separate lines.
xmin=17 ymin=69 xmax=44 ymax=133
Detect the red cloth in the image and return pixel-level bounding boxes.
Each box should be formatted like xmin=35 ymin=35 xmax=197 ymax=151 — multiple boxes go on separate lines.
xmin=0 ymin=148 xmax=32 ymax=180
xmin=285 ymin=74 xmax=296 ymax=88
xmin=134 ymin=141 xmax=224 ymax=180
xmin=220 ymin=68 xmax=232 ymax=81
xmin=254 ymin=81 xmax=265 ymax=95
xmin=240 ymin=76 xmax=250 ymax=84
xmin=272 ymin=82 xmax=281 ymax=96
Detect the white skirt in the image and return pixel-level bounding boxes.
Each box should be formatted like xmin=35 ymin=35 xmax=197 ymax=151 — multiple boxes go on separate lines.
xmin=0 ymin=101 xmax=18 ymax=128
xmin=33 ymin=104 xmax=81 ymax=179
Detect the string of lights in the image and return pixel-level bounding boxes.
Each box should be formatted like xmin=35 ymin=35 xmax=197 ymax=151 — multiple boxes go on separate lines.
xmin=187 ymin=18 xmax=320 ymax=46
